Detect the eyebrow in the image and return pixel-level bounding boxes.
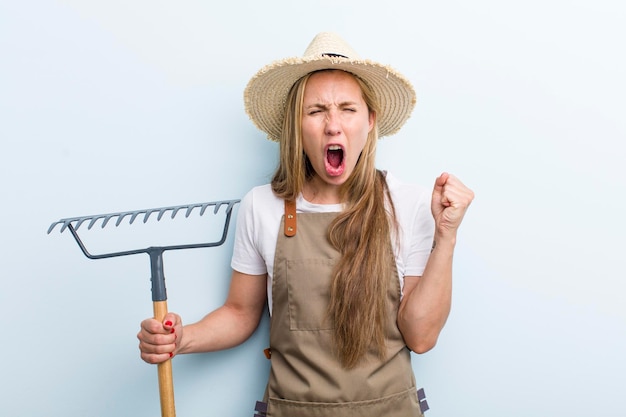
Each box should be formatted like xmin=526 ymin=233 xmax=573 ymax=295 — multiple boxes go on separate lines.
xmin=304 ymin=101 xmax=359 ymax=109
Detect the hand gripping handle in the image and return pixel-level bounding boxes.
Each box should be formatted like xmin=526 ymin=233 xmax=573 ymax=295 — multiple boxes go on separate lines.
xmin=153 ymin=299 xmax=176 ymax=417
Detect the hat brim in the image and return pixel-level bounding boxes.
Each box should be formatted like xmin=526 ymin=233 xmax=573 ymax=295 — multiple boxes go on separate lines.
xmin=244 ymin=56 xmax=416 ymax=142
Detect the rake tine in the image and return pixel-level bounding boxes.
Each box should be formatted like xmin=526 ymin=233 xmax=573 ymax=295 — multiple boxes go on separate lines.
xmin=185 ymin=205 xmax=197 ymax=218
xmin=157 ymin=208 xmax=168 ymax=221
xmin=192 ymin=203 xmax=205 ymax=216
xmin=129 ymin=211 xmax=144 ymax=225
xmin=101 ymin=215 xmax=115 ymax=228
xmin=75 ymin=217 xmax=91 ymax=231
xmin=115 ymin=212 xmax=132 ymax=227
xmin=91 ymin=214 xmax=114 ymax=230
xmin=88 ymin=216 xmax=102 ymax=230
xmin=47 ymin=221 xmax=62 ymax=234
xmin=59 ymin=220 xmax=71 ymax=233
xmin=143 ymin=210 xmax=153 ymax=224
xmin=170 ymin=206 xmax=184 ymax=219
xmin=215 ymin=201 xmax=232 ymax=214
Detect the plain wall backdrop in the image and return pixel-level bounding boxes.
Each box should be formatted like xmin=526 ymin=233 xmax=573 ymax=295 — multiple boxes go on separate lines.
xmin=1 ymin=1 xmax=625 ymax=416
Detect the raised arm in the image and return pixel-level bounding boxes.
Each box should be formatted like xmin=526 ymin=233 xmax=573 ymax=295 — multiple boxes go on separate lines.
xmin=138 ymin=269 xmax=267 ymax=364
xmin=398 ymin=172 xmax=474 ymax=353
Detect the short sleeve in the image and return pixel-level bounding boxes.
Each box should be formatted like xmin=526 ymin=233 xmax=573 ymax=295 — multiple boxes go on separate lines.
xmin=230 ymin=188 xmax=268 ymax=276
xmin=403 ymin=191 xmax=434 ymax=277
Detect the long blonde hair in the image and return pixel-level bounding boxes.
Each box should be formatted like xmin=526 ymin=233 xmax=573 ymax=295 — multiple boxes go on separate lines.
xmin=271 ymin=70 xmax=397 ymax=369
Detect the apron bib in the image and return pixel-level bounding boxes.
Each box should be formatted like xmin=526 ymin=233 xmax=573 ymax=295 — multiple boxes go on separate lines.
xmin=263 ymin=202 xmax=423 ymax=417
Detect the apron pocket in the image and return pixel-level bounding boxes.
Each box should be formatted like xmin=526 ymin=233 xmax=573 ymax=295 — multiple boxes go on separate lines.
xmin=286 ymin=258 xmax=335 ymax=331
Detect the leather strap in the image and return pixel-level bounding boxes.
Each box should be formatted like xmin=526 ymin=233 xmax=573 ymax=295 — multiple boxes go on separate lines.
xmin=284 ymin=200 xmax=297 ymax=237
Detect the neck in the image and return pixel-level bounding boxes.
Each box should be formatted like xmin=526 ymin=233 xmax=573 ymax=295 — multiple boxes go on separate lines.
xmin=302 ymin=176 xmax=342 ymax=204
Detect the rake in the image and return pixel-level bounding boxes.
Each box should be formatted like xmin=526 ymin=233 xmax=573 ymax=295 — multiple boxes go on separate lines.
xmin=48 ymin=199 xmax=240 ymax=417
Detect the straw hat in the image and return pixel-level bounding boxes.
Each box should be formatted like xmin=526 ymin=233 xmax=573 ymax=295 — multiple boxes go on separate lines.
xmin=244 ymin=32 xmax=416 ymax=142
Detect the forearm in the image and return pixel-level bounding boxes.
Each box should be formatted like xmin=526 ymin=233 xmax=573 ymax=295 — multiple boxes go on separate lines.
xmin=178 ymin=304 xmax=263 ymax=354
xmin=398 ymin=234 xmax=455 ymax=353
xmin=173 ymin=270 xmax=267 ymax=355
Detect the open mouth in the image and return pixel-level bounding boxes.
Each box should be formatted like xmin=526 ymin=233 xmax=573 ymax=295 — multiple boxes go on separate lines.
xmin=325 ymin=145 xmax=345 ymax=176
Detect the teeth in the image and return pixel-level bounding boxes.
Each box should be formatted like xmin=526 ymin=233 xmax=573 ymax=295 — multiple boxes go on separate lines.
xmin=328 ymin=145 xmax=342 ymax=151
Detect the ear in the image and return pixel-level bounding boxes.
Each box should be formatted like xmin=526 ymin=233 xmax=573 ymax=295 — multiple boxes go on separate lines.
xmin=368 ymin=110 xmax=376 ymax=133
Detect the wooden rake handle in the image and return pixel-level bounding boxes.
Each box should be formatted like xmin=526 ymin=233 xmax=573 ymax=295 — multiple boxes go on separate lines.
xmin=153 ymin=300 xmax=176 ymax=417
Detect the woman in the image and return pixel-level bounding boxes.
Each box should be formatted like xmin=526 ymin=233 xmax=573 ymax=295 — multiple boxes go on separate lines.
xmin=138 ymin=32 xmax=474 ymax=416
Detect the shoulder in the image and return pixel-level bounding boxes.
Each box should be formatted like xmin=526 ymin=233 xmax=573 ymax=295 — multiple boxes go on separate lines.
xmin=385 ymin=172 xmax=434 ymax=239
xmin=240 ymin=184 xmax=283 ymax=211
xmin=237 ymin=184 xmax=285 ymax=237
xmin=385 ymin=172 xmax=431 ymax=208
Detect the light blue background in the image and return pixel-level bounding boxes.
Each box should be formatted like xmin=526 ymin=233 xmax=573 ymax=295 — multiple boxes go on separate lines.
xmin=2 ymin=1 xmax=625 ymax=416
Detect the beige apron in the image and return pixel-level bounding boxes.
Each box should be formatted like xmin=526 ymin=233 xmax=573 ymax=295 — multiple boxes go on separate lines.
xmin=260 ymin=201 xmax=424 ymax=417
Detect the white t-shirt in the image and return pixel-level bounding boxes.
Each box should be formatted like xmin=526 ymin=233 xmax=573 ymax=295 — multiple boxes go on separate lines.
xmin=231 ymin=172 xmax=435 ymax=310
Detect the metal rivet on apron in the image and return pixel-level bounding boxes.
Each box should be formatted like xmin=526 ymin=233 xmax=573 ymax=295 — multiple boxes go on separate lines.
xmin=287 ymin=226 xmax=294 ymax=232
xmin=287 ymin=214 xmax=294 ymax=219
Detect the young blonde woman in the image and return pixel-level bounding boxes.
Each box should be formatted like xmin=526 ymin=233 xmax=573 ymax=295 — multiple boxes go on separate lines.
xmin=138 ymin=32 xmax=474 ymax=417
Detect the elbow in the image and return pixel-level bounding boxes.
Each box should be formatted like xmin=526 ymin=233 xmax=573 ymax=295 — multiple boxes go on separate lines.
xmin=398 ymin=307 xmax=447 ymax=354
xmin=410 ymin=340 xmax=437 ymax=354
xmin=399 ymin=316 xmax=441 ymax=354
xmin=405 ymin=335 xmax=438 ymax=354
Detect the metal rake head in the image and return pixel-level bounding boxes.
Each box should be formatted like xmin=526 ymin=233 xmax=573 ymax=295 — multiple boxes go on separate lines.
xmin=48 ymin=200 xmax=239 ymax=234
xmin=47 ymin=199 xmax=240 ymax=260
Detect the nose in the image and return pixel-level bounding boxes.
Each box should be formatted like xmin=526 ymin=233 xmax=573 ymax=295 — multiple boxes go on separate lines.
xmin=324 ymin=110 xmax=342 ymax=136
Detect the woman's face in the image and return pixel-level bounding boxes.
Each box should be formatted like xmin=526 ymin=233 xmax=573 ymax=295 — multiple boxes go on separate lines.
xmin=301 ymin=70 xmax=375 ymax=192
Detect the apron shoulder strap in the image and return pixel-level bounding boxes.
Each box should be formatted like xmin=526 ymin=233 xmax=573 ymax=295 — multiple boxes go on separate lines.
xmin=284 ymin=200 xmax=297 ymax=237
